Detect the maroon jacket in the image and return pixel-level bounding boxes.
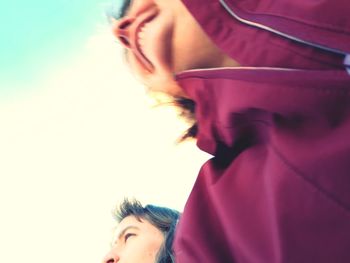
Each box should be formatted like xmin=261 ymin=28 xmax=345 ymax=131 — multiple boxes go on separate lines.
xmin=173 ymin=0 xmax=350 ymax=262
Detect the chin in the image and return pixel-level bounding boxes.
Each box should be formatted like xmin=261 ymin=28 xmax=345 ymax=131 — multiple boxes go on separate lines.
xmin=143 ymin=72 xmax=185 ymax=97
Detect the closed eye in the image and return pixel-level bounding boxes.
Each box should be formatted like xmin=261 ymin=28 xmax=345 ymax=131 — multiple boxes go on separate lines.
xmin=124 ymin=233 xmax=136 ymax=242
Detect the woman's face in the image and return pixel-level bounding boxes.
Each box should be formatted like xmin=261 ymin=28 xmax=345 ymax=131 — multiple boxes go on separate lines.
xmin=112 ymin=0 xmax=238 ymax=96
xmin=103 ymin=215 xmax=164 ymax=263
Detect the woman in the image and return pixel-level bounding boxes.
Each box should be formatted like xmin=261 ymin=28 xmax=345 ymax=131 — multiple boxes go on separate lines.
xmin=111 ymin=0 xmax=350 ymax=262
xmin=103 ymin=199 xmax=180 ymax=263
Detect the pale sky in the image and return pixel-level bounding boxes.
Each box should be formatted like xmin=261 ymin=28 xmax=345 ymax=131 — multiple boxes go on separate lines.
xmin=0 ymin=18 xmax=208 ymax=263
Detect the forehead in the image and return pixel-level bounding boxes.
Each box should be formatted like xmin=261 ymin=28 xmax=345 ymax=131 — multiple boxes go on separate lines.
xmin=117 ymin=215 xmax=143 ymax=230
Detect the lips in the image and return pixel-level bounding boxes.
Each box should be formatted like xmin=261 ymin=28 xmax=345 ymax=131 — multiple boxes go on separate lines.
xmin=131 ymin=8 xmax=159 ymax=73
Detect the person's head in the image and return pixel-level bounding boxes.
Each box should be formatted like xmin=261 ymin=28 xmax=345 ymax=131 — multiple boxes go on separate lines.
xmin=110 ymin=0 xmax=238 ymax=96
xmin=103 ymin=199 xmax=180 ymax=263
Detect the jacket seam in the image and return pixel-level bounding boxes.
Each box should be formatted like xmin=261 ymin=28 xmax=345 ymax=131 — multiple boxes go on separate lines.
xmin=225 ymin=2 xmax=350 ymax=34
xmin=270 ymin=143 xmax=350 ymax=215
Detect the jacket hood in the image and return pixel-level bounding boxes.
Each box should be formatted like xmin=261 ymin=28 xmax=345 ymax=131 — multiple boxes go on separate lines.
xmin=177 ymin=67 xmax=350 ymax=156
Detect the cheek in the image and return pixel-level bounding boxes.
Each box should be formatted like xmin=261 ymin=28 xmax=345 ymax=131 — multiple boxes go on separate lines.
xmin=171 ymin=14 xmax=207 ymax=71
xmin=125 ymin=240 xmax=160 ymax=263
xmin=170 ymin=2 xmax=231 ymax=72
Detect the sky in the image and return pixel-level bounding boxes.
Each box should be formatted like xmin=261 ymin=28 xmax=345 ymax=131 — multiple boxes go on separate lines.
xmin=0 ymin=1 xmax=208 ymax=262
xmin=1 ymin=0 xmax=116 ymax=92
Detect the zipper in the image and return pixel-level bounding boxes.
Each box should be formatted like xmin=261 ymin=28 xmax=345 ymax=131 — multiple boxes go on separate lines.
xmin=220 ymin=0 xmax=347 ymax=56
xmin=179 ymin=66 xmax=302 ymax=74
xmin=176 ymin=66 xmax=304 ymax=78
xmin=345 ymin=55 xmax=350 ymax=67
xmin=345 ymin=55 xmax=350 ymax=74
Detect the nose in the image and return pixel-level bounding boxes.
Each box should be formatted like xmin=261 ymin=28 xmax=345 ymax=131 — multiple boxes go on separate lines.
xmin=102 ymin=249 xmax=120 ymax=263
xmin=112 ymin=17 xmax=135 ymax=49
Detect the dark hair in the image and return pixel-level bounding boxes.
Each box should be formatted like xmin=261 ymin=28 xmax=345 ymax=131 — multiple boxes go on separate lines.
xmin=173 ymin=97 xmax=197 ymax=141
xmin=106 ymin=0 xmax=131 ymax=21
xmin=113 ymin=199 xmax=180 ymax=263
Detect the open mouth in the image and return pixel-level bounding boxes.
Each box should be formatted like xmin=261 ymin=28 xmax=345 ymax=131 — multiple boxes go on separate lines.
xmin=132 ymin=9 xmax=159 ymax=73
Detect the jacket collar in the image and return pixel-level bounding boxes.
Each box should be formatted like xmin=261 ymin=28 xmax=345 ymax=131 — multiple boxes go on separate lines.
xmin=176 ymin=67 xmax=350 ymax=156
